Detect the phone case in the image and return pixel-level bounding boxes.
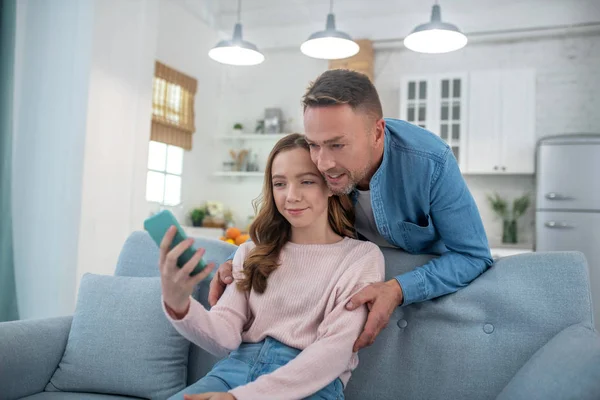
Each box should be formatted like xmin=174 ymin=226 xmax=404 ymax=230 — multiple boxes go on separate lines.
xmin=144 ymin=210 xmax=207 ymax=276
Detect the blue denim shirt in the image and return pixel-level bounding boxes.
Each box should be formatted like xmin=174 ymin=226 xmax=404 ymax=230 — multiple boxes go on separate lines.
xmin=227 ymin=118 xmax=493 ymax=306
xmin=361 ymin=118 xmax=493 ymax=305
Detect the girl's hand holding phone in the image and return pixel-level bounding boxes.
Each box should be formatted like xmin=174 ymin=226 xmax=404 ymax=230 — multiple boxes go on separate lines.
xmin=159 ymin=226 xmax=215 ymax=318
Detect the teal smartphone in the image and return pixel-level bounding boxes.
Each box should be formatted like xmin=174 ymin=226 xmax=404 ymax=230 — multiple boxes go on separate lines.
xmin=144 ymin=209 xmax=207 ymax=276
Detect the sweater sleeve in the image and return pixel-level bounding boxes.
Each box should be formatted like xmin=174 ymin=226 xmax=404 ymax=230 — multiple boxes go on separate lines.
xmin=229 ymin=244 xmax=385 ymax=400
xmin=162 ymin=243 xmax=252 ymax=358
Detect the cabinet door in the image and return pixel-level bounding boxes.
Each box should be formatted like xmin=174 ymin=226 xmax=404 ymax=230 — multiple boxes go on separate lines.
xmin=500 ymin=69 xmax=536 ymax=174
xmin=466 ymin=70 xmax=502 ymax=173
xmin=434 ymin=75 xmax=468 ymax=170
xmin=400 ymin=77 xmax=431 ymax=129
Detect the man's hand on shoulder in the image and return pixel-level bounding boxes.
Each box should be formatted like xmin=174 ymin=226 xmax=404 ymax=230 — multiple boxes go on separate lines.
xmin=346 ymin=279 xmax=404 ymax=352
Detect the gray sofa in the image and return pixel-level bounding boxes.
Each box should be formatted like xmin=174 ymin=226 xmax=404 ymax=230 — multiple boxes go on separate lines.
xmin=1 ymin=231 xmax=599 ymax=400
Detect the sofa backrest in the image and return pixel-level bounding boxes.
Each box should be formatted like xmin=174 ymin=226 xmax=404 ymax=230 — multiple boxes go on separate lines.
xmin=116 ymin=232 xmax=594 ymax=400
xmin=344 ymin=249 xmax=594 ymax=400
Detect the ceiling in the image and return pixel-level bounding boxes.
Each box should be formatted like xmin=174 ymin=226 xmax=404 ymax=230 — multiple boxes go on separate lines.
xmin=177 ymin=0 xmax=600 ymax=48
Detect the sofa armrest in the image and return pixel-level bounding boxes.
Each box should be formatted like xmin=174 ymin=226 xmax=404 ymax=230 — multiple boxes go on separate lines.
xmin=0 ymin=316 xmax=72 ymax=400
xmin=497 ymin=323 xmax=600 ymax=400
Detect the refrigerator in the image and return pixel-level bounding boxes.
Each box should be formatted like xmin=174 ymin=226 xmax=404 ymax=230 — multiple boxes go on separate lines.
xmin=535 ymin=134 xmax=600 ymax=331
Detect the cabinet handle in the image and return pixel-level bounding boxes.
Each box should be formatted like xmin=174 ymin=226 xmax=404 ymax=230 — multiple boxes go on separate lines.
xmin=545 ymin=192 xmax=571 ymax=201
xmin=501 ymin=166 xmax=506 ymax=171
xmin=493 ymin=166 xmax=499 ymax=171
xmin=545 ymin=221 xmax=574 ymax=229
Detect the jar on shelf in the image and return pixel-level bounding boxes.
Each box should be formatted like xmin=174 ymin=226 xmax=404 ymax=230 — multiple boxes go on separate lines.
xmin=222 ymin=161 xmax=235 ymax=172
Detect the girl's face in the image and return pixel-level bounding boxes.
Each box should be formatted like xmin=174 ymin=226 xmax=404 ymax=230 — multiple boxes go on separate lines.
xmin=271 ymin=148 xmax=331 ymax=230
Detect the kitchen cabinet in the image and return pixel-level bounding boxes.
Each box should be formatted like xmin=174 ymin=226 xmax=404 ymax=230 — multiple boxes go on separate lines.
xmin=466 ymin=69 xmax=536 ymax=174
xmin=400 ymin=69 xmax=536 ymax=175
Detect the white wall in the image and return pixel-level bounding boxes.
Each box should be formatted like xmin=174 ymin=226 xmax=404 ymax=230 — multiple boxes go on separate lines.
xmin=76 ymin=0 xmax=159 ymax=284
xmin=211 ymin=30 xmax=600 ymax=244
xmin=12 ymin=0 xmax=95 ymax=319
xmin=12 ymin=0 xmax=160 ymax=319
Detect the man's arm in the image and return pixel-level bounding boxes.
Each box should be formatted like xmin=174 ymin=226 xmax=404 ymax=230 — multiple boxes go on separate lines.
xmin=396 ymin=147 xmax=493 ymax=306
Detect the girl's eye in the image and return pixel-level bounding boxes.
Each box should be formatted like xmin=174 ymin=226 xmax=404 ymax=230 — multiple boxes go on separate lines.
xmin=273 ymin=182 xmax=285 ymax=188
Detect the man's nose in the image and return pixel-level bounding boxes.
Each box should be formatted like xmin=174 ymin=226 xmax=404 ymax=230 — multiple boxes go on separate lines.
xmin=317 ymin=152 xmax=335 ymax=172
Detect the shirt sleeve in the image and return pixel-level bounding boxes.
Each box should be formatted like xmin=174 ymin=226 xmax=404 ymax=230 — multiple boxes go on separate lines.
xmin=395 ymin=148 xmax=494 ymax=305
xmin=162 ymin=243 xmax=252 ymax=357
xmin=229 ymin=244 xmax=385 ymax=400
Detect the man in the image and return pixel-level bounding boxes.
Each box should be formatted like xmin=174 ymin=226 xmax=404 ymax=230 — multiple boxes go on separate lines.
xmin=209 ymin=69 xmax=493 ymax=352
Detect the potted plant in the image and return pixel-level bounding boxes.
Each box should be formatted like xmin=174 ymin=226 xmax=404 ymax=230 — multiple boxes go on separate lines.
xmin=233 ymin=123 xmax=243 ymax=135
xmin=487 ymin=192 xmax=531 ymax=244
xmin=189 ymin=208 xmax=206 ymax=227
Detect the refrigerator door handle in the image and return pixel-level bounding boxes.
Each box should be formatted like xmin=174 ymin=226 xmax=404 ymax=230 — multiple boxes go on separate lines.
xmin=545 ymin=192 xmax=572 ymax=201
xmin=545 ymin=221 xmax=574 ymax=229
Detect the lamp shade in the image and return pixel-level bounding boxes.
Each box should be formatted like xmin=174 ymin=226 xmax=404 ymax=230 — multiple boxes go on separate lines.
xmin=209 ymin=23 xmax=265 ymax=66
xmin=404 ymin=4 xmax=467 ymax=54
xmin=301 ymin=14 xmax=359 ymax=60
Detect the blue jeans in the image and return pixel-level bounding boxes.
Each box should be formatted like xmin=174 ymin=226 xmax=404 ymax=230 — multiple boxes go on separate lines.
xmin=168 ymin=337 xmax=344 ymax=400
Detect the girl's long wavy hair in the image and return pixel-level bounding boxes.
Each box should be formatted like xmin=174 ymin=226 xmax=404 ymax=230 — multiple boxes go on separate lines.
xmin=237 ymin=133 xmax=355 ymax=294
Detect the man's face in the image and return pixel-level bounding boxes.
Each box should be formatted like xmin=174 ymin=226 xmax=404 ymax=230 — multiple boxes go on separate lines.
xmin=304 ymin=104 xmax=377 ymax=195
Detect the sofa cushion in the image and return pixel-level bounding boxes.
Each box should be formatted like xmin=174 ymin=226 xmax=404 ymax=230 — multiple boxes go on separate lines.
xmin=45 ymin=274 xmax=189 ymax=399
xmin=497 ymin=323 xmax=600 ymax=400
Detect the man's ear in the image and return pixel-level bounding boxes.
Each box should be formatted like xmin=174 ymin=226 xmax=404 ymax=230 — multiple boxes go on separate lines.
xmin=374 ymin=118 xmax=386 ymax=144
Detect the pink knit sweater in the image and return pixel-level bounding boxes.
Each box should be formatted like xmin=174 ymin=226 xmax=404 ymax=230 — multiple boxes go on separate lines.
xmin=163 ymin=238 xmax=385 ymax=400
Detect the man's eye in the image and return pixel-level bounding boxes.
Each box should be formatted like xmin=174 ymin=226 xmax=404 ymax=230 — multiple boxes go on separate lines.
xmin=332 ymin=144 xmax=344 ymax=149
xmin=302 ymin=181 xmax=315 ymax=185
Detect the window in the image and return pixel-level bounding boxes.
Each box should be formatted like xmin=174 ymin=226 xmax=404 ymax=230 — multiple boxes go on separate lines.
xmin=147 ymin=61 xmax=196 ymax=205
xmin=151 ymin=61 xmax=197 ymax=150
xmin=146 ymin=141 xmax=183 ymax=206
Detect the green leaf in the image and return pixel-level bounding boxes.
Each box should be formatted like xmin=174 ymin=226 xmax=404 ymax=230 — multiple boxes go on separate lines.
xmin=486 ymin=192 xmax=509 ymax=219
xmin=512 ymin=193 xmax=531 ymax=219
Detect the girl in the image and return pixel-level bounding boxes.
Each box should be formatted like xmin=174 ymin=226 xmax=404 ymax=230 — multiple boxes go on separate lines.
xmin=159 ymin=134 xmax=384 ymax=400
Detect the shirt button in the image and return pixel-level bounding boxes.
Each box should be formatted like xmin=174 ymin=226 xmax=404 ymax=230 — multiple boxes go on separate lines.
xmin=397 ymin=319 xmax=408 ymax=329
xmin=483 ymin=324 xmax=494 ymax=334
